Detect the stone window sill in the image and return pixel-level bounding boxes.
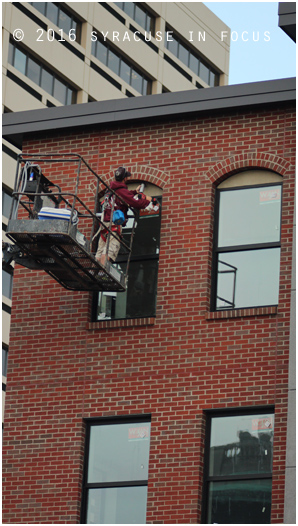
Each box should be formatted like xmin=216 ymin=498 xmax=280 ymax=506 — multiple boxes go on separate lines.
xmin=86 ymin=317 xmax=156 ymax=330
xmin=206 ymin=306 xmax=278 ymax=320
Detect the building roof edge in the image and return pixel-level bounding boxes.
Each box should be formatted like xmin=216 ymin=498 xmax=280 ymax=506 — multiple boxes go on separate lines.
xmin=2 ymin=77 xmax=296 ymax=148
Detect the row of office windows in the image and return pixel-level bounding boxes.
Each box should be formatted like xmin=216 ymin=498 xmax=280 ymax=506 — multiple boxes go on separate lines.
xmin=165 ymin=26 xmax=219 ymax=87
xmin=114 ymin=2 xmax=155 ymax=33
xmin=91 ymin=36 xmax=151 ymax=96
xmin=26 ymin=1 xmax=220 ymax=94
xmin=93 ymin=173 xmax=282 ymax=321
xmin=8 ymin=40 xmax=77 ymax=105
xmin=82 ymin=408 xmax=274 ymax=523
xmin=29 ymin=2 xmax=82 ymax=43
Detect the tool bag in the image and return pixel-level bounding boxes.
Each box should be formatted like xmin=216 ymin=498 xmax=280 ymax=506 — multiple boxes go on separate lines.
xmin=100 ymin=191 xmax=125 ymax=225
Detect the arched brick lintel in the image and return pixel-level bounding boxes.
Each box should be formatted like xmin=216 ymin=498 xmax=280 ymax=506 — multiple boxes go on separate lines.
xmin=205 ymin=153 xmax=293 ymax=186
xmin=90 ymin=165 xmax=169 ymax=194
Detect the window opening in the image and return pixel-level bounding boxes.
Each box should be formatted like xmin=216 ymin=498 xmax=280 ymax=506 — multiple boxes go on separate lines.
xmin=211 ymin=175 xmax=282 ymax=311
xmin=81 ymin=416 xmax=151 ymax=524
xmin=203 ymin=409 xmax=274 ymax=524
xmin=91 ymin=33 xmax=152 ymax=95
xmin=93 ymin=187 xmax=162 ymax=321
xmin=115 ymin=2 xmax=155 ymax=33
xmin=29 ymin=2 xmax=82 ymax=42
xmin=165 ymin=25 xmax=219 ymax=87
xmin=8 ymin=40 xmax=77 ymax=105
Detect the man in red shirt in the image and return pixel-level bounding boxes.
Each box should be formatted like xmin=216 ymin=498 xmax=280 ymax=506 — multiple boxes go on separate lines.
xmin=96 ymin=166 xmax=152 ymax=266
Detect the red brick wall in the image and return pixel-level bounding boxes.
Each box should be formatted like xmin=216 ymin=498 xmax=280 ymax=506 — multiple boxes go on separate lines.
xmin=2 ymin=104 xmax=295 ymax=523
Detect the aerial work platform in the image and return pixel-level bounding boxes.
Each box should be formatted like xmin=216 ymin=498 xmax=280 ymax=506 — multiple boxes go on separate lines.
xmin=5 ymin=153 xmax=137 ymax=292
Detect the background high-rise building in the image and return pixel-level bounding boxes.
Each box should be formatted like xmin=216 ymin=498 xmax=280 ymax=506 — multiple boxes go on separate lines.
xmin=2 ymin=2 xmax=230 ymax=423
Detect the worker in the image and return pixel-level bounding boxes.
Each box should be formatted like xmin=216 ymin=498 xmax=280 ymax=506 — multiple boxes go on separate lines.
xmin=96 ymin=166 xmax=152 ymax=266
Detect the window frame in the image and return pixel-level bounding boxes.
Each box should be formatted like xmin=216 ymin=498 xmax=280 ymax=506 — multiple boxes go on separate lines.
xmin=202 ymin=406 xmax=275 ymax=524
xmin=211 ymin=181 xmax=283 ymax=312
xmin=115 ymin=2 xmax=156 ymax=33
xmin=91 ymin=33 xmax=152 ymax=95
xmin=8 ymin=40 xmax=77 ymax=105
xmin=30 ymin=2 xmax=82 ymax=43
xmin=165 ymin=25 xmax=219 ymax=87
xmin=81 ymin=414 xmax=151 ymax=524
xmin=92 ymin=194 xmax=162 ymax=322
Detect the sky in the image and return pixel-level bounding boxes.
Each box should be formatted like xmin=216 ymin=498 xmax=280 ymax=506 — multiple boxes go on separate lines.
xmin=204 ymin=1 xmax=296 ymax=85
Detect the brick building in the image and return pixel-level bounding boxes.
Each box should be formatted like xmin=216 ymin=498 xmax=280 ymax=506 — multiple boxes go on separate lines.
xmin=2 ymin=77 xmax=296 ymax=523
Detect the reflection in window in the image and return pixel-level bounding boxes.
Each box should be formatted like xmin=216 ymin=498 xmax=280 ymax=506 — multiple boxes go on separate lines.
xmin=91 ymin=35 xmax=152 ymax=95
xmin=165 ymin=26 xmax=219 ymax=87
xmin=204 ymin=410 xmax=274 ymax=524
xmin=93 ymin=196 xmax=161 ymax=321
xmin=213 ymin=181 xmax=282 ymax=310
xmin=82 ymin=417 xmax=151 ymax=524
xmin=8 ymin=40 xmax=76 ymax=105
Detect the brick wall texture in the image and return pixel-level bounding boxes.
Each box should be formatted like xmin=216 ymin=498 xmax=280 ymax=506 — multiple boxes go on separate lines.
xmin=2 ymin=103 xmax=295 ymax=523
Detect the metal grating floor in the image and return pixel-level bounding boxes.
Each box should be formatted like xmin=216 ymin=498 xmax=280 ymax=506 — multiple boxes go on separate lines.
xmin=7 ymin=219 xmax=126 ymax=292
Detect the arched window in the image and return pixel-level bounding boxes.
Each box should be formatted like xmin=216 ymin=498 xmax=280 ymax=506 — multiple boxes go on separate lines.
xmin=92 ymin=182 xmax=162 ymax=321
xmin=211 ymin=170 xmax=283 ymax=311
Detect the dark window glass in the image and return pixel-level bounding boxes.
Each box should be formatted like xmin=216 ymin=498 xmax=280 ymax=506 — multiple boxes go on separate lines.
xmin=9 ymin=41 xmax=76 ymax=104
xmin=46 ymin=2 xmax=58 ymax=25
xmin=27 ymin=57 xmax=41 ymax=85
xmin=94 ymin=201 xmax=161 ymax=321
xmin=120 ymin=60 xmax=131 ymax=84
xmin=178 ymin=43 xmax=189 ymax=67
xmin=189 ymin=53 xmax=199 ymax=75
xmin=96 ymin=40 xmax=108 ymax=65
xmin=91 ymin=35 xmax=151 ymax=94
xmin=207 ymin=479 xmax=272 ymax=524
xmin=8 ymin=41 xmax=14 ymax=66
xmin=199 ymin=61 xmax=209 ymax=84
xmin=131 ymin=68 xmax=142 ymax=93
xmin=2 ymin=269 xmax=13 ymax=300
xmin=2 ymin=346 xmax=8 ymax=377
xmin=14 ymin=47 xmax=27 ymax=75
xmin=58 ymin=9 xmax=71 ymax=34
xmin=66 ymin=87 xmax=75 ymax=105
xmin=167 ymin=35 xmax=178 ymax=56
xmin=142 ymin=78 xmax=148 ymax=95
xmin=2 ymin=189 xmax=13 ymax=218
xmin=123 ymin=2 xmax=134 ymax=19
xmin=108 ymin=49 xmax=120 ymax=75
xmin=83 ymin=418 xmax=151 ymax=524
xmin=135 ymin=4 xmax=146 ymax=29
xmin=53 ymin=77 xmax=67 ymax=104
xmin=41 ymin=68 xmax=53 ymax=94
xmin=31 ymin=2 xmax=46 ymax=15
xmin=204 ymin=411 xmax=274 ymax=524
xmin=165 ymin=25 xmax=219 ymax=87
xmin=209 ymin=71 xmax=216 ymax=87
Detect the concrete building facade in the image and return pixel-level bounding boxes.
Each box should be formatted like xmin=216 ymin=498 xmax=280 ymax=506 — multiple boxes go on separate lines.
xmin=2 ymin=77 xmax=295 ymax=523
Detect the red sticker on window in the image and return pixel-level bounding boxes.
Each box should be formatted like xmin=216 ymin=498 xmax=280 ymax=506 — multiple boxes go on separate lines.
xmin=252 ymin=417 xmax=273 ymax=431
xmin=128 ymin=426 xmax=150 ymax=440
xmin=259 ymin=188 xmax=281 ymax=203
